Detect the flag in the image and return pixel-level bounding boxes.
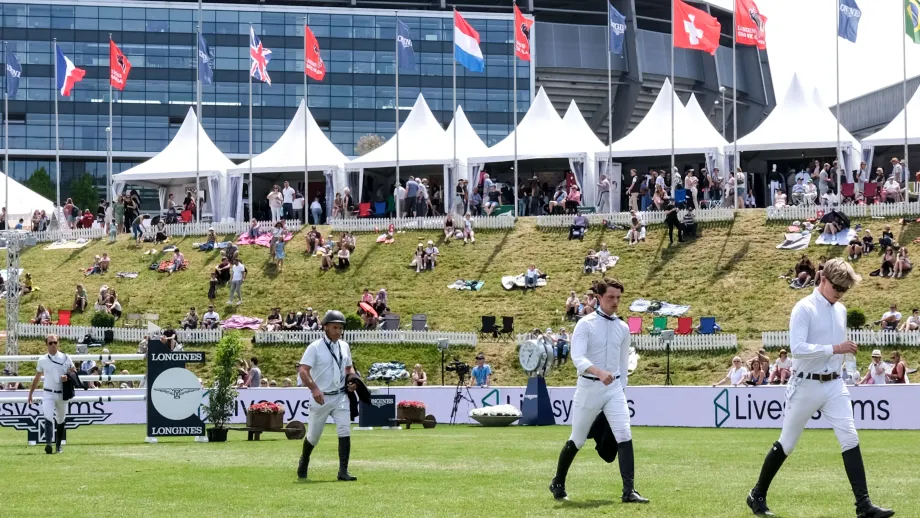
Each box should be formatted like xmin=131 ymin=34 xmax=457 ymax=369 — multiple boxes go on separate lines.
xmin=608 ymin=2 xmax=627 ymax=56
xmin=304 ymin=24 xmax=325 ymax=81
xmin=54 ymin=44 xmax=85 ymax=97
xmin=397 ymin=19 xmax=417 ymax=71
xmin=109 ymin=39 xmax=131 ymax=91
xmin=514 ymin=4 xmax=534 ymax=61
xmin=198 ymin=32 xmax=213 ymax=86
xmin=735 ymin=0 xmax=767 ymax=50
xmin=672 ymin=0 xmax=721 ymax=56
xmin=838 ymin=0 xmax=862 ymax=43
xmin=249 ymin=27 xmax=272 ymax=85
xmin=907 ymin=0 xmax=920 ymax=44
xmin=454 ymin=11 xmax=484 ymax=72
xmin=5 ymin=50 xmax=20 ymax=99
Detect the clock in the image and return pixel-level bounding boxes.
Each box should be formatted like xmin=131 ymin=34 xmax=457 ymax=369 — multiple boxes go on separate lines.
xmin=518 ymin=339 xmax=545 ymax=374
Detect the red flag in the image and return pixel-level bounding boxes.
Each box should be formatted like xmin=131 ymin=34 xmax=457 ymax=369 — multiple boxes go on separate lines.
xmin=109 ymin=39 xmax=131 ymax=91
xmin=513 ymin=4 xmax=534 ymax=61
xmin=735 ymin=0 xmax=767 ymax=50
xmin=673 ymin=0 xmax=721 ymax=56
xmin=304 ymin=25 xmax=325 ymax=81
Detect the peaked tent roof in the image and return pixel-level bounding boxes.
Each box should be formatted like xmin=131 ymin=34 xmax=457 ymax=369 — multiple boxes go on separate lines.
xmin=446 ymin=105 xmax=491 ymax=160
xmin=684 ymin=94 xmax=730 ymax=148
xmin=231 ymin=99 xmax=349 ymax=174
xmin=599 ymin=79 xmax=723 ymax=158
xmin=349 ymin=94 xmax=453 ymax=169
xmin=861 ymin=84 xmax=920 ymax=146
xmin=562 ymin=100 xmax=608 ymax=153
xmin=113 ymin=108 xmax=235 ymax=185
xmin=468 ymin=87 xmax=588 ymax=163
xmin=0 ymin=171 xmax=54 ymax=220
xmin=732 ymin=73 xmax=859 ymax=152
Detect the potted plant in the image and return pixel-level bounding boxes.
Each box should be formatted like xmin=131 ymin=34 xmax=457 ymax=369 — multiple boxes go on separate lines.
xmin=397 ymin=400 xmax=426 ymax=422
xmin=203 ymin=332 xmax=242 ymax=442
xmin=90 ymin=311 xmax=116 ymax=328
xmin=246 ymin=402 xmax=285 ymax=430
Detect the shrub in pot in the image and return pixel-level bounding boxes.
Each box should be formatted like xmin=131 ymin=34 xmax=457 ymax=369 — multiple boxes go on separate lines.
xmin=203 ymin=332 xmax=241 ymax=442
xmin=90 ymin=311 xmax=116 ymax=328
xmin=847 ymin=308 xmax=866 ymax=329
xmin=345 ymin=314 xmax=362 ymax=330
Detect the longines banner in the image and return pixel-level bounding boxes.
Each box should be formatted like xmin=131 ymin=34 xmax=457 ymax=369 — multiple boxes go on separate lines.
xmin=1 ymin=385 xmax=917 ymax=429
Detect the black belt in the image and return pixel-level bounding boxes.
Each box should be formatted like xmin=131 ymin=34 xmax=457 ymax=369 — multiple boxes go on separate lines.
xmin=581 ymin=374 xmax=620 ymax=382
xmin=323 ymin=388 xmax=345 ymax=396
xmin=797 ymin=372 xmax=840 ymax=382
xmin=43 ymin=388 xmax=62 ymax=394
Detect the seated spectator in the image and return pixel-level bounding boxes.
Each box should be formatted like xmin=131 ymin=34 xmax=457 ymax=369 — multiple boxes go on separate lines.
xmin=484 ymin=185 xmax=501 ymax=216
xmin=895 ymin=247 xmax=912 ymax=278
xmin=160 ymin=328 xmax=179 ymax=351
xmin=93 ymin=286 xmax=109 ymax=312
xmin=31 ymin=304 xmax=51 ymax=324
xmin=154 ymin=219 xmax=168 ymax=243
xmin=137 ymin=335 xmax=149 ymax=354
xmin=319 ymin=246 xmax=334 ymax=271
xmin=768 ymin=349 xmax=792 ymax=384
xmin=626 ymin=217 xmax=646 ymax=245
xmin=260 ymin=378 xmax=269 ymax=388
xmin=565 ymin=186 xmax=581 ymax=214
xmin=444 ymin=214 xmax=456 ymax=242
xmin=524 ymin=264 xmax=543 ymax=290
xmin=306 ymin=226 xmax=323 ymax=254
xmin=773 ymin=189 xmax=787 ymax=208
xmin=564 ymin=291 xmax=580 ymax=320
xmin=712 ymin=356 xmax=748 ymax=387
xmin=596 ymin=244 xmax=612 ymax=273
xmin=745 ymin=359 xmax=767 ymax=385
xmin=791 ymin=178 xmax=806 ymax=205
xmin=804 ymin=179 xmax=818 ymax=203
xmin=303 ymin=308 xmax=319 ymax=330
xmin=555 ymin=327 xmax=570 ymax=366
xmin=424 ymin=240 xmax=440 ymax=269
xmin=214 ymin=257 xmax=231 ymax=284
xmin=569 ymin=213 xmax=587 ymax=241
xmin=580 ymin=290 xmax=597 ymax=316
xmin=343 ymin=232 xmax=356 ymax=252
xmin=77 ymin=209 xmax=94 ymax=229
xmin=202 ymin=305 xmax=220 ymax=329
xmin=822 ymin=218 xmax=841 ymax=237
xmin=80 ymin=358 xmax=96 ymax=375
xmin=888 ymin=351 xmax=907 ymax=383
xmin=361 ymin=288 xmax=374 ymax=305
xmin=883 ymin=176 xmax=902 ymax=202
xmin=374 ymin=289 xmax=388 ymax=315
xmin=898 ymin=307 xmax=920 ymax=331
xmin=847 ymin=235 xmax=862 ymax=260
xmin=862 ymin=229 xmax=874 ymax=255
xmin=20 ymin=272 xmax=33 ymax=296
xmin=264 ymin=308 xmax=283 ymax=331
xmin=681 ymin=208 xmax=698 ymax=238
xmin=168 ymin=249 xmax=185 ymax=275
xmin=411 ymin=364 xmax=427 ymax=386
xmin=282 ymin=310 xmax=301 ymax=331
xmin=199 ymin=228 xmax=217 ymax=252
xmin=411 ymin=243 xmax=427 ymax=273
xmin=652 ymin=184 xmax=667 ymax=210
xmin=361 ymin=309 xmax=378 ymax=329
xmin=224 ymin=241 xmax=239 ymax=263
xmin=336 ymin=246 xmax=350 ymax=269
xmin=858 ymin=349 xmax=887 ymax=385
xmin=84 ymin=255 xmax=103 ymax=276
xmin=745 ymin=190 xmax=756 ymax=208
xmin=880 ymin=247 xmax=896 ymax=277
xmin=792 ymin=255 xmax=816 ymax=287
xmin=105 ymin=290 xmax=122 ymax=319
xmin=880 ymin=304 xmax=901 ymax=330
xmin=549 ymin=187 xmax=566 ymax=214
xmin=815 ymin=255 xmax=827 ymax=284
xmin=73 ymin=284 xmax=88 ymax=313
xmin=101 ymin=348 xmax=116 ymax=376
xmin=99 ymin=253 xmax=110 ymax=273
xmin=282 ymin=378 xmax=293 ymax=388
xmin=181 ymin=307 xmax=198 ymax=330
xmin=462 ymin=213 xmax=475 ymax=244
xmin=248 ymin=218 xmax=262 ymax=239
xmin=583 ymin=249 xmax=599 ymax=274
xmin=879 ymin=225 xmax=895 ymax=249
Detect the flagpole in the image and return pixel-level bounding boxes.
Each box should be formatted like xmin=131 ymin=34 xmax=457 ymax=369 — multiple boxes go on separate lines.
xmin=304 ymin=17 xmax=309 ymax=223
xmin=107 ymin=34 xmax=113 ymax=206
xmin=453 ymin=8 xmax=459 ymax=216
xmin=670 ymin=0 xmax=675 ymax=183
xmin=196 ymin=0 xmax=202 ymax=222
xmin=835 ymin=0 xmax=841 ymax=201
xmin=395 ymin=12 xmax=401 ymax=222
xmin=606 ymin=6 xmax=613 ymax=214
xmin=3 ymin=41 xmax=8 ymax=230
xmin=732 ymin=3 xmax=739 ymax=210
xmin=903 ymin=5 xmax=909 ymax=193
xmin=249 ymin=24 xmax=254 ymax=222
xmin=512 ymin=2 xmax=519 ymax=218
xmin=53 ymin=38 xmax=60 ymax=208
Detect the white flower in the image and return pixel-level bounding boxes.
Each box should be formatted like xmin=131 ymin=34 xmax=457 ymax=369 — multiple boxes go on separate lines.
xmin=469 ymin=404 xmax=522 ymax=418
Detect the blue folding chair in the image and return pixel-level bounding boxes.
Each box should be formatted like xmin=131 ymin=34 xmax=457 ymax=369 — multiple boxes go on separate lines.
xmin=697 ymin=316 xmax=717 ymax=334
xmin=675 ymin=189 xmax=687 ymax=205
xmin=373 ymin=201 xmax=387 ymax=216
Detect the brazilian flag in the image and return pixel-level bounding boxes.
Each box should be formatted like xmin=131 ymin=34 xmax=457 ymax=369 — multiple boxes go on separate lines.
xmin=907 ymin=0 xmax=920 ymax=44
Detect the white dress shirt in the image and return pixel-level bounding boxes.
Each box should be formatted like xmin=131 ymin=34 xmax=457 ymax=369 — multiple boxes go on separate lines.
xmin=789 ymin=289 xmax=846 ymax=375
xmin=37 ymin=352 xmax=74 ymax=392
xmin=571 ymin=310 xmax=631 ymax=383
xmin=282 ymin=187 xmax=295 ymax=204
xmin=300 ymin=338 xmax=353 ymax=394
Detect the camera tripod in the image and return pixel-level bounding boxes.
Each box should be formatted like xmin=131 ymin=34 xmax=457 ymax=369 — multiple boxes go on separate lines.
xmin=449 ymin=374 xmax=476 ymax=425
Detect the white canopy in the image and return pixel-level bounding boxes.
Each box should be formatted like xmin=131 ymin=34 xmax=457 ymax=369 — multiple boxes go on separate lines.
xmin=112 ymin=107 xmax=235 ymax=185
xmin=861 ymin=84 xmax=920 ymax=147
xmin=349 ymin=94 xmax=453 ymax=169
xmin=684 ymin=94 xmax=730 ymax=149
xmin=732 ymin=73 xmax=859 ymax=152
xmin=446 ymin=105 xmax=490 ymax=161
xmin=0 ymin=172 xmax=54 ymax=223
xmin=468 ymin=87 xmax=588 ymax=164
xmin=562 ymin=100 xmax=608 ymax=152
xmin=230 ymin=99 xmax=348 ymax=174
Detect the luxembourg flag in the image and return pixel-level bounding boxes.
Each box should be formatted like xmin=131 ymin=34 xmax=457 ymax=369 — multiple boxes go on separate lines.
xmin=454 ymin=11 xmax=484 ymax=72
xmin=55 ymin=44 xmax=85 ymax=97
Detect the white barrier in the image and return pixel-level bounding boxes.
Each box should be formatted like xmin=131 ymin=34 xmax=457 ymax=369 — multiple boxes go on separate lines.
xmin=161 ymin=218 xmax=303 ymax=238
xmin=15 ymin=323 xmax=221 ymax=344
xmin=0 ymin=374 xmax=145 ymax=383
xmin=256 ymin=329 xmax=477 ymax=347
xmin=32 ymin=227 xmax=106 ymax=243
xmin=330 ymin=215 xmax=514 ymax=233
xmin=0 ymin=394 xmax=145 ymax=404
xmin=763 ymin=329 xmax=920 ymax=348
xmin=0 ymin=353 xmax=145 ymax=362
xmin=766 ymin=202 xmax=920 ymax=221
xmin=535 ymin=208 xmax=735 ymax=228
xmin=516 ymin=333 xmax=737 ymax=351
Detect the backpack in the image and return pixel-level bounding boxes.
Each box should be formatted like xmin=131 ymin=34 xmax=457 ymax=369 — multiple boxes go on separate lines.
xmin=71 ymin=206 xmax=80 ymax=218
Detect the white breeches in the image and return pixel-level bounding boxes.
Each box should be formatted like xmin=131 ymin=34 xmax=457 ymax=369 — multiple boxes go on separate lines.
xmin=568 ymin=378 xmax=632 ymax=448
xmin=307 ymin=393 xmax=350 ymax=446
xmin=778 ymin=378 xmax=859 ymax=455
xmin=42 ymin=394 xmax=67 ymax=424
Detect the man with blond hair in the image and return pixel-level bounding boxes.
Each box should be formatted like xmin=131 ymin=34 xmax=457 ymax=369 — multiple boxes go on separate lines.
xmin=746 ymin=259 xmax=894 ymax=518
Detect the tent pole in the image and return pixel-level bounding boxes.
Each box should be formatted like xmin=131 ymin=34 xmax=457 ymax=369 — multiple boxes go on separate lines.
xmin=107 ymin=34 xmax=113 ymax=207
xmin=4 ymin=41 xmax=8 ymax=230
xmin=249 ymin=24 xmax=254 ymax=223
xmin=606 ymin=8 xmax=613 ymax=214
xmin=903 ymin=4 xmax=910 ymax=196
xmin=395 ymin=11 xmax=401 ymax=222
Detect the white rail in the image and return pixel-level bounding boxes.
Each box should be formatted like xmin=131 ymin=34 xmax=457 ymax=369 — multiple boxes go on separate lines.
xmin=516 ymin=333 xmax=737 ymax=351
xmin=763 ymin=329 xmax=920 ymax=348
xmin=535 ymin=208 xmax=735 ymax=228
xmin=0 ymin=394 xmax=146 ymax=403
xmin=0 ymin=354 xmax=145 ymax=362
xmin=15 ymin=323 xmax=221 ymax=344
xmin=0 ymin=374 xmax=146 ymax=383
xmin=766 ymin=202 xmax=920 ymax=221
xmin=32 ymin=227 xmax=106 ymax=243
xmin=330 ymin=216 xmax=514 ymax=233
xmin=256 ymin=329 xmax=477 ymax=346
xmin=161 ymin=219 xmax=303 ymax=237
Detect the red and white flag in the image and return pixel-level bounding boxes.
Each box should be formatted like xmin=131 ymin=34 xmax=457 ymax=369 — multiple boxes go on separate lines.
xmin=735 ymin=0 xmax=767 ymax=50
xmin=513 ymin=4 xmax=533 ymax=61
xmin=673 ymin=0 xmax=721 ymax=56
xmin=109 ymin=39 xmax=131 ymax=91
xmin=304 ymin=25 xmax=325 ymax=81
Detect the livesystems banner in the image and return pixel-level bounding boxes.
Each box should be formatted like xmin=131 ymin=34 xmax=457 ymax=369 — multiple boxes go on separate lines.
xmin=2 ymin=386 xmax=916 ymax=429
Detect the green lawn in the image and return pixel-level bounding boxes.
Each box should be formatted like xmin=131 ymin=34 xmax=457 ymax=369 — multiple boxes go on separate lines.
xmin=0 ymin=424 xmax=914 ymax=517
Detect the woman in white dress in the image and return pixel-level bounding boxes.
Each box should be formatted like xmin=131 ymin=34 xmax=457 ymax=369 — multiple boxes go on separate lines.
xmin=684 ymin=170 xmax=699 ymax=209
xmin=713 ymin=356 xmax=748 ymax=387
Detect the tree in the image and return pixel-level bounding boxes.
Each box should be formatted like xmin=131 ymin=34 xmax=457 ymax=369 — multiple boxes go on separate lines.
xmin=355 ymin=134 xmax=385 ymax=156
xmin=69 ymin=173 xmax=98 ymax=212
xmin=24 ymin=167 xmax=55 ymax=202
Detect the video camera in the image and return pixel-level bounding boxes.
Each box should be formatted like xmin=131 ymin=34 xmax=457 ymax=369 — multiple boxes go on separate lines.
xmin=445 ymin=359 xmax=470 ymax=377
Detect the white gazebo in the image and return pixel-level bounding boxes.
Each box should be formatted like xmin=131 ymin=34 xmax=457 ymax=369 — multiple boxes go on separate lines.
xmin=561 ymin=100 xmax=610 ymax=210
xmin=112 ymin=107 xmax=236 ymax=221
xmin=861 ymin=83 xmax=920 ymax=184
xmin=0 ymin=172 xmax=54 ymax=224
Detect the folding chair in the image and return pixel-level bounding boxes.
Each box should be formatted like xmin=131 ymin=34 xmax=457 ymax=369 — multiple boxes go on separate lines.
xmin=861 ymin=183 xmax=878 ymax=204
xmin=675 ymin=317 xmax=692 ymax=335
xmin=411 ymin=314 xmax=427 ymax=331
xmin=358 ymin=203 xmax=372 ymax=218
xmin=124 ymin=313 xmax=143 ymax=328
xmin=674 ymin=189 xmax=687 ymax=205
xmin=649 ymin=316 xmax=667 ymax=335
xmin=382 ymin=314 xmax=400 ymax=330
xmin=373 ymin=201 xmax=387 ymax=217
xmin=479 ymin=316 xmax=497 ymax=339
xmin=840 ymin=183 xmax=856 ymax=204
xmin=498 ymin=316 xmax=514 ymax=340
xmin=697 ymin=317 xmax=717 ymax=334
xmin=627 ymin=317 xmax=642 ymax=335
xmin=54 ymin=310 xmax=72 ymax=326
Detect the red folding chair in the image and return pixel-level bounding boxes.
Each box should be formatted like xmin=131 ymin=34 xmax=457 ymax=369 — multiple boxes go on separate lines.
xmin=627 ymin=316 xmax=642 ymax=335
xmin=840 ymin=183 xmax=856 ymax=204
xmin=55 ymin=310 xmax=72 ymax=326
xmin=861 ymin=183 xmax=878 ymax=204
xmin=179 ymin=210 xmax=193 ymax=223
xmin=357 ymin=203 xmax=372 ymax=217
xmin=675 ymin=317 xmax=693 ymax=335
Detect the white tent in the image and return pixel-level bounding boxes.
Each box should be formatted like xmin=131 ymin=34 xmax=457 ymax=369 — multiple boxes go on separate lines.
xmin=684 ymin=95 xmax=730 ymax=149
xmin=447 ymin=105 xmax=490 ymax=164
xmin=562 ymin=100 xmax=608 ymax=209
xmin=350 ymin=94 xmax=452 ymax=169
xmin=0 ymin=172 xmax=54 ymax=224
xmin=112 ymin=108 xmax=235 ymax=221
xmin=861 ymin=82 xmax=920 ymax=147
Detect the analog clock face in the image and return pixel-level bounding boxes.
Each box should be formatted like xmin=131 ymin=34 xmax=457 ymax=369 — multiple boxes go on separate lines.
xmin=519 ymin=340 xmax=543 ymax=373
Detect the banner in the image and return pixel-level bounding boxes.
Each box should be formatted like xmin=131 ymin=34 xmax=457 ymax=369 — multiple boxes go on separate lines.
xmin=735 ymin=0 xmax=767 ymax=50
xmin=109 ymin=39 xmax=131 ymax=91
xmin=303 ymin=24 xmax=326 ymax=81
xmin=608 ymin=2 xmax=626 ymax=56
xmin=2 ymin=385 xmax=917 ymax=430
xmin=513 ymin=4 xmax=533 ymax=61
xmin=397 ymin=19 xmax=417 ymax=71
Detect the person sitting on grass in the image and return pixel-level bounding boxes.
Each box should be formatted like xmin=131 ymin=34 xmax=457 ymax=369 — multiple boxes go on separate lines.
xmin=847 ymin=234 xmax=862 ymax=260
xmin=306 ymin=226 xmax=323 ymax=254
xmin=303 ymin=308 xmax=319 ymax=330
xmin=168 ymin=248 xmax=185 ymax=275
xmin=343 ymin=232 xmax=356 ymax=253
xmin=154 ymin=218 xmax=168 ymax=243
xmin=73 ymin=284 xmax=88 ymax=313
xmin=444 ymin=214 xmax=455 ymax=243
xmin=84 ymin=255 xmax=103 ymax=276
xmin=361 ymin=309 xmax=378 ymax=329
xmin=596 ymin=244 xmax=612 ymax=273
xmin=879 ymin=225 xmax=895 ymax=249
xmin=768 ymin=349 xmax=792 ymax=384
xmin=879 ymin=304 xmax=901 ymax=331
xmin=583 ymin=249 xmax=599 ymax=274
xmin=282 ymin=310 xmax=301 ymax=331
xmin=894 ymin=247 xmax=911 ymax=278
xmin=880 ymin=247 xmax=896 ymax=278
xmin=412 ymin=243 xmax=427 ymax=273
xmin=20 ymin=272 xmax=33 ymax=296
xmin=247 ymin=218 xmax=261 ymax=240
xmin=568 ymin=213 xmax=587 ymax=240
xmin=99 ymin=253 xmax=110 ymax=273
xmin=264 ymin=308 xmax=283 ymax=331
xmin=463 ymin=213 xmax=475 ymax=244
xmin=712 ymin=356 xmax=748 ymax=387
xmin=224 ymin=241 xmax=239 ymax=262
xmin=681 ymin=208 xmax=698 ymax=239
xmin=319 ymin=246 xmax=334 ymax=271
xmin=30 ymin=304 xmax=51 ymax=324
xmin=626 ymin=217 xmax=646 ymax=245
xmin=524 ymin=264 xmax=543 ymax=290
xmin=336 ymin=246 xmax=351 ymax=269
xmin=161 ymin=328 xmax=178 ymax=351
xmin=105 ymin=290 xmax=122 ymax=320
xmin=199 ymin=228 xmax=217 ymax=252
xmin=554 ymin=328 xmax=570 ymax=366
xmin=862 ymin=229 xmax=874 ymax=255
xmin=424 ymin=240 xmax=440 ymax=269
xmin=898 ymin=308 xmax=920 ymax=331
xmin=181 ymin=307 xmax=199 ymax=330
xmin=215 ymin=257 xmax=231 ymax=284
xmin=792 ymin=254 xmax=816 ymax=287
xmin=202 ymin=305 xmax=220 ymax=329
xmin=564 ymin=291 xmax=580 ymax=320
xmin=374 ymin=289 xmax=388 ymax=315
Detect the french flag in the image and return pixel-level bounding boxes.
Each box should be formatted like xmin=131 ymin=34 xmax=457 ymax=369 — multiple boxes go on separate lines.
xmin=55 ymin=44 xmax=85 ymax=97
xmin=454 ymin=11 xmax=484 ymax=73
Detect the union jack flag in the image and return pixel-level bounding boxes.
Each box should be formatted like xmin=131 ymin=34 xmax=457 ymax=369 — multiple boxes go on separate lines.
xmin=249 ymin=26 xmax=272 ymax=85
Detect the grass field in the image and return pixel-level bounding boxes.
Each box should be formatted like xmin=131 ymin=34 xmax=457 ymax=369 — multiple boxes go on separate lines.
xmin=2 ymin=424 xmax=915 ymax=517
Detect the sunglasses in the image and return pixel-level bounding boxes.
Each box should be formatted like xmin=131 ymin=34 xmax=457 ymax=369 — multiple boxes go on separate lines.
xmin=47 ymin=341 xmax=58 ymax=345
xmin=830 ymin=282 xmax=850 ymax=294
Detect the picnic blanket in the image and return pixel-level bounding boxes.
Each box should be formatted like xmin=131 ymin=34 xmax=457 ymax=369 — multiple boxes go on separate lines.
xmin=220 ymin=315 xmax=262 ymax=330
xmin=366 ymin=362 xmax=409 ymax=381
xmin=501 ymin=275 xmax=548 ymax=290
xmin=152 ymin=259 xmax=189 ymax=273
xmin=116 ymin=272 xmax=139 ymax=279
xmin=589 ymin=256 xmax=620 ymax=272
xmin=236 ymin=231 xmax=293 ymax=248
xmin=448 ymin=280 xmax=484 ymax=291
xmin=629 ymin=298 xmax=690 ymax=317
xmin=777 ymin=232 xmax=812 ymax=251
xmin=815 ymin=228 xmax=856 ymax=246
xmin=44 ymin=239 xmax=91 ymax=250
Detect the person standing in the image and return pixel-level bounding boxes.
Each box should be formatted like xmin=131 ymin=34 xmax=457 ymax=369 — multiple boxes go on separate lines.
xmin=27 ymin=334 xmax=76 ymax=454
xmin=596 ymin=174 xmax=610 ymax=213
xmin=746 ymin=259 xmax=894 ymax=518
xmin=405 ymin=177 xmax=418 ymax=217
xmin=281 ymin=181 xmax=295 ymax=220
xmin=310 ymin=197 xmax=323 ymax=226
xmin=297 ymin=310 xmax=359 ymax=481
xmin=267 ymin=185 xmax=283 ymax=222
xmin=549 ymin=279 xmax=648 ymax=505
xmin=228 ymin=258 xmax=246 ymax=305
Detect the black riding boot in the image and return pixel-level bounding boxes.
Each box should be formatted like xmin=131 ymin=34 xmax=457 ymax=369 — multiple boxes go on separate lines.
xmin=297 ymin=438 xmax=314 ymax=479
xmin=44 ymin=419 xmax=54 ymax=454
xmin=337 ymin=437 xmax=357 ymax=481
xmin=618 ymin=440 xmax=649 ymax=503
xmin=843 ymin=446 xmax=895 ymax=518
xmin=748 ymin=441 xmax=788 ymax=516
xmin=549 ymin=440 xmax=579 ymax=500
xmin=55 ymin=422 xmax=65 ymax=453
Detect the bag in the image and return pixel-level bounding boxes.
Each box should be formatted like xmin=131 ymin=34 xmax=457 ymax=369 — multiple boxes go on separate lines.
xmin=71 ymin=206 xmax=79 ymax=218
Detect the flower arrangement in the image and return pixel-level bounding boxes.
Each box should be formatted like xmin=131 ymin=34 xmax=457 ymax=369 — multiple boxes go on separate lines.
xmin=248 ymin=402 xmax=286 ymax=415
xmin=397 ymin=400 xmax=426 ymax=410
xmin=469 ymin=405 xmax=522 ymax=418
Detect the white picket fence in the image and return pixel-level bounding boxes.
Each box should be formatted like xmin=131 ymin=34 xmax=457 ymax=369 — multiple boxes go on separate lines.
xmin=15 ymin=323 xmax=222 ymax=344
xmin=516 ymin=333 xmax=737 ymax=351
xmin=535 ymin=208 xmax=735 ymax=228
xmin=32 ymin=227 xmax=106 ymax=243
xmin=762 ymin=329 xmax=920 ymax=348
xmin=330 ymin=215 xmax=515 ymax=233
xmin=256 ymin=329 xmax=477 ymax=347
xmin=766 ymin=202 xmax=920 ymax=221
xmin=160 ymin=219 xmax=303 ymax=238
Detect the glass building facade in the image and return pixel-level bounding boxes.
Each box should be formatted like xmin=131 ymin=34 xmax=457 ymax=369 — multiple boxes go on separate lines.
xmin=0 ymin=1 xmax=532 ymax=190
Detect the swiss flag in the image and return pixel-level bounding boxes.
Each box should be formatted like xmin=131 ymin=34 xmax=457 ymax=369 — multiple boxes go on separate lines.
xmin=673 ymin=0 xmax=721 ymax=56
